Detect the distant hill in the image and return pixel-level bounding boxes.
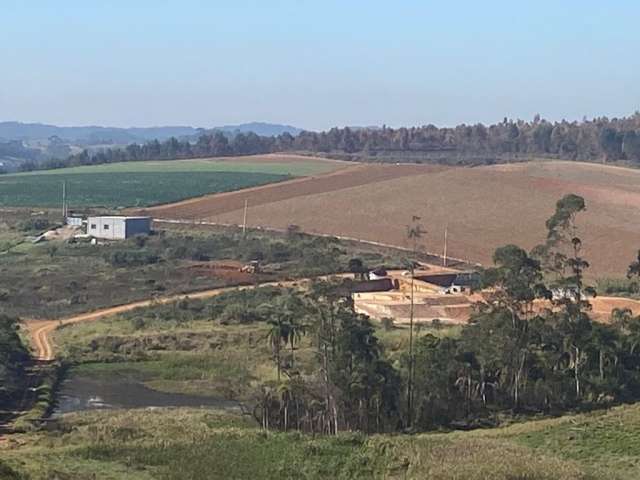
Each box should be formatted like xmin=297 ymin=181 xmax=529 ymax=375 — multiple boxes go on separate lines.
xmin=210 ymin=122 xmax=303 ymax=137
xmin=0 ymin=122 xmax=199 ymax=144
xmin=0 ymin=121 xmax=304 ymax=145
xmin=0 ymin=121 xmax=305 ymax=171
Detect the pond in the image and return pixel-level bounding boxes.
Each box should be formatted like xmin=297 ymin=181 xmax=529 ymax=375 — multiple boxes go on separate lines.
xmin=53 ymin=373 xmax=242 ymax=415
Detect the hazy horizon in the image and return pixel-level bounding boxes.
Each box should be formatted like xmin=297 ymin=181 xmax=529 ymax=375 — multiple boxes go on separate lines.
xmin=2 ymin=1 xmax=639 ymax=131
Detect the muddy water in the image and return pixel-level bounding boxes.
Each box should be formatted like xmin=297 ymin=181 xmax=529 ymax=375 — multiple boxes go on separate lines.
xmin=54 ymin=374 xmax=241 ymax=415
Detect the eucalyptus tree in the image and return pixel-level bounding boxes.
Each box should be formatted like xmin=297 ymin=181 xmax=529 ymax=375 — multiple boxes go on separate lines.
xmin=404 ymin=215 xmax=426 ymax=427
xmin=480 ymin=245 xmax=550 ymax=408
xmin=532 ymin=194 xmax=593 ymax=400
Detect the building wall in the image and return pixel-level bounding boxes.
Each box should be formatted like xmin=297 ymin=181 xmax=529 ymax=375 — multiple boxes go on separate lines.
xmin=87 ymin=217 xmax=126 ymax=240
xmin=66 ymin=216 xmax=84 ymax=227
xmin=125 ymin=218 xmax=152 ymax=237
xmin=87 ymin=216 xmax=151 ymax=240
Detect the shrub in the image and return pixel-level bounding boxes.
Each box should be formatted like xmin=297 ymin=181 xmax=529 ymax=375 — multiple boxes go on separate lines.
xmin=131 ymin=317 xmax=146 ymax=330
xmin=106 ymin=250 xmax=160 ymax=267
xmin=597 ymin=278 xmax=640 ymax=296
xmin=381 ymin=318 xmax=395 ymax=331
xmin=18 ymin=217 xmax=51 ymax=232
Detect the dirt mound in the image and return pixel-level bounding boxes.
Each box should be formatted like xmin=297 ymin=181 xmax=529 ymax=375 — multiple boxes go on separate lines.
xmin=590 ymin=296 xmax=640 ymax=322
xmin=184 ymin=260 xmax=256 ymax=283
xmin=420 ymin=296 xmax=469 ymax=306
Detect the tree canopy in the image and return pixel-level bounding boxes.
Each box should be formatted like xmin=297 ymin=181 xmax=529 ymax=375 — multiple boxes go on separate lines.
xmin=19 ymin=112 xmax=640 ymax=172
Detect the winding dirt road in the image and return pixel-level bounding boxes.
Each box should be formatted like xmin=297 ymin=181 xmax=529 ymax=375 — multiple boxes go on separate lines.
xmin=21 ymin=274 xmax=355 ymax=361
xmin=22 ymin=274 xmax=640 ymax=361
xmin=22 ymin=280 xmax=310 ymax=361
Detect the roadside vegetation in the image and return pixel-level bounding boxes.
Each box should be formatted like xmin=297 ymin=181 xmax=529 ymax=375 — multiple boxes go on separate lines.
xmin=0 ymin=210 xmax=402 ymax=319
xmin=0 ymin=315 xmax=29 ymax=414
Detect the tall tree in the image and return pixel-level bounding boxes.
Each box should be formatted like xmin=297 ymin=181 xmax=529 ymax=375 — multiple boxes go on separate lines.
xmin=404 ymin=215 xmax=426 ymax=428
xmin=533 ymin=194 xmax=593 ymax=400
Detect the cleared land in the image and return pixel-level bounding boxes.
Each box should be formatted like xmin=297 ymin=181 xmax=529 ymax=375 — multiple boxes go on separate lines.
xmin=143 ymin=162 xmax=443 ymax=221
xmin=354 ymin=270 xmax=640 ymax=325
xmin=0 ymin=155 xmax=342 ymax=208
xmin=151 ymin=160 xmax=640 ymax=278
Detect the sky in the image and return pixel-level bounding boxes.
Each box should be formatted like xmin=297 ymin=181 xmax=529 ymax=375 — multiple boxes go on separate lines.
xmin=1 ymin=0 xmax=639 ymax=131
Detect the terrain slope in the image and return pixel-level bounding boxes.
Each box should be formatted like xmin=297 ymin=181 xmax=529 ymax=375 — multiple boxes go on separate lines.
xmin=150 ymin=161 xmax=640 ymax=278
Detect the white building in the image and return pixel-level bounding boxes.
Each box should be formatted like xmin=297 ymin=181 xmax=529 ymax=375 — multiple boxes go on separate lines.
xmin=86 ymin=216 xmax=151 ymax=240
xmin=66 ymin=215 xmax=84 ymax=227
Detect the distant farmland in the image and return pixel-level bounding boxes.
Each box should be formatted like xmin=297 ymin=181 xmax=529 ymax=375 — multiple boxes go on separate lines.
xmin=0 ymin=155 xmax=341 ymax=208
xmin=149 ymin=160 xmax=640 ymax=278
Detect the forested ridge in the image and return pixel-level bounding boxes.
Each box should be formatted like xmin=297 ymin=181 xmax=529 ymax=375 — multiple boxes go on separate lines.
xmin=18 ymin=112 xmax=640 ymax=171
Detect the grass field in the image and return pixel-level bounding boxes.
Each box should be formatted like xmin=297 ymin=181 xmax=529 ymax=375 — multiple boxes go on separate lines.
xmin=5 ymin=403 xmax=640 ymax=479
xmin=0 ymin=155 xmax=340 ymax=208
xmin=150 ymin=160 xmax=640 ymax=278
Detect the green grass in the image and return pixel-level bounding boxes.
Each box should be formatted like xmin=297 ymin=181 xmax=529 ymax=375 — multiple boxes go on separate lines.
xmin=0 ymin=157 xmax=338 ymax=208
xmin=69 ymin=348 xmax=270 ymax=400
xmin=487 ymin=403 xmax=640 ymax=478
xmin=11 ymin=157 xmax=338 ymax=177
xmin=375 ymin=322 xmax=462 ymax=360
xmin=3 ymin=407 xmax=616 ymax=480
xmin=0 ymin=171 xmax=287 ymax=208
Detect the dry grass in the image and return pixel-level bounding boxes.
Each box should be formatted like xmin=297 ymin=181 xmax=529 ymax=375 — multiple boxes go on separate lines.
xmin=1 ymin=407 xmax=615 ymax=479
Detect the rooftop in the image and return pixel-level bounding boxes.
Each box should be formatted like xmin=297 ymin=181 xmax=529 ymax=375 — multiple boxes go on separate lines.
xmin=86 ymin=215 xmax=151 ymax=220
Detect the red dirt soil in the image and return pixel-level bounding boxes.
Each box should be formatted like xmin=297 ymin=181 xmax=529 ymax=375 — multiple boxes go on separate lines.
xmin=184 ymin=260 xmax=256 ymax=283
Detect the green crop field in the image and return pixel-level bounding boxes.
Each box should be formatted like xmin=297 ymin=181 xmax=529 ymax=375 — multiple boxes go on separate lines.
xmin=0 ymin=156 xmax=338 ymax=208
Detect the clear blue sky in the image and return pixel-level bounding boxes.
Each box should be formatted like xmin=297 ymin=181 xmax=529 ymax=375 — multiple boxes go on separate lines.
xmin=1 ymin=0 xmax=639 ymax=130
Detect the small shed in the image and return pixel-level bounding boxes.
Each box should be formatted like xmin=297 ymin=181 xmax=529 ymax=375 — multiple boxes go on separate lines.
xmin=86 ymin=216 xmax=151 ymax=240
xmin=369 ymin=268 xmax=388 ymax=280
xmin=416 ymin=272 xmax=480 ymax=294
xmin=66 ymin=215 xmax=84 ymax=227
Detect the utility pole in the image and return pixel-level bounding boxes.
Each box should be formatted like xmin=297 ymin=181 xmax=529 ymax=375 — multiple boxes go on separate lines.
xmin=407 ymin=263 xmax=415 ymax=428
xmin=443 ymin=224 xmax=448 ymax=267
xmin=242 ymin=199 xmax=248 ymax=236
xmin=62 ymin=181 xmax=67 ymax=219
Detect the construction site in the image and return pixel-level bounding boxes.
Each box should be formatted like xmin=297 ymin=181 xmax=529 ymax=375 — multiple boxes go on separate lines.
xmin=352 ymin=265 xmax=482 ymax=326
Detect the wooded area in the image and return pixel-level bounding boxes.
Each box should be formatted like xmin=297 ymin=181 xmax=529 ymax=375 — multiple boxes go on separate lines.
xmin=0 ymin=315 xmax=29 ymax=408
xmin=233 ymin=195 xmax=640 ymax=433
xmin=19 ymin=112 xmax=640 ymax=171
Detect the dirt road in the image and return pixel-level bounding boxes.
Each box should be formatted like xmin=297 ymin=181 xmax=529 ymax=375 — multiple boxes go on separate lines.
xmin=23 ymin=275 xmax=640 ymax=361
xmin=22 ymin=276 xmax=347 ymax=361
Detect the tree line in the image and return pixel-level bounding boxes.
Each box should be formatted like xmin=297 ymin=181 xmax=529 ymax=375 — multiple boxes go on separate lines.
xmin=0 ymin=315 xmax=29 ymax=410
xmin=16 ymin=112 xmax=640 ymax=172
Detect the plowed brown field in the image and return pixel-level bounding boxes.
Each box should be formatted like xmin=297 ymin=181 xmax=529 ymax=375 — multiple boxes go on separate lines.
xmin=140 ymin=163 xmax=444 ymax=220
xmin=146 ymin=160 xmax=640 ymax=278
